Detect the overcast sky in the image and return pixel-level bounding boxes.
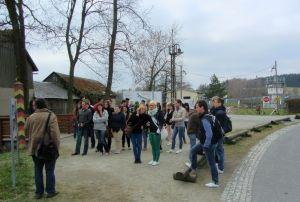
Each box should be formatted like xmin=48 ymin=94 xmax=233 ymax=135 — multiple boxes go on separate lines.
xmin=30 ymin=0 xmax=300 ymax=90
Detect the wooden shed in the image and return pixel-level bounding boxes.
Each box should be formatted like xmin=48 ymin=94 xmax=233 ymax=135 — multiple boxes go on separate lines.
xmin=43 ymin=72 xmax=116 ymax=104
xmin=285 ymin=97 xmax=300 ymax=114
xmin=0 ymin=30 xmax=38 ymax=116
xmin=34 ymin=81 xmax=80 ymax=114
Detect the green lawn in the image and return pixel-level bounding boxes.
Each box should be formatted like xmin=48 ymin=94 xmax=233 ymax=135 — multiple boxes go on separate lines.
xmin=0 ymin=151 xmax=34 ymax=201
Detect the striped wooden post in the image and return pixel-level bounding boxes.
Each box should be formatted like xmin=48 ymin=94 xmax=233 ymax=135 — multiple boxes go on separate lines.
xmin=14 ymin=81 xmax=26 ymax=149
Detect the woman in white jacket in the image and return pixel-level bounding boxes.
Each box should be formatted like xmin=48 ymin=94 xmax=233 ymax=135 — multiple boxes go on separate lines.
xmin=93 ymin=103 xmax=109 ymax=155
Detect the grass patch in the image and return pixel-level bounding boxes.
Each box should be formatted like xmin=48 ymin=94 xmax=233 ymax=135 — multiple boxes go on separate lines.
xmin=0 ymin=151 xmax=34 ymax=202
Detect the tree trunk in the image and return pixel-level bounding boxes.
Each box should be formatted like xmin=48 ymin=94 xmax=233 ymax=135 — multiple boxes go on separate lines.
xmin=67 ymin=63 xmax=75 ymax=113
xmin=5 ymin=0 xmax=29 ymax=111
xmin=147 ymin=66 xmax=155 ymax=91
xmin=105 ymin=0 xmax=118 ymax=98
xmin=148 ymin=79 xmax=154 ymax=91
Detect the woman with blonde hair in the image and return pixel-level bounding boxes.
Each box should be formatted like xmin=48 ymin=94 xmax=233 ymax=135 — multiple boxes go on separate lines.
xmin=164 ymin=102 xmax=174 ymax=146
xmin=147 ymin=101 xmax=164 ymax=166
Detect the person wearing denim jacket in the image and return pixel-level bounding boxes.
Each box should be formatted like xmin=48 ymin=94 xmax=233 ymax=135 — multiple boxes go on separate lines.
xmin=189 ymin=100 xmax=220 ymax=188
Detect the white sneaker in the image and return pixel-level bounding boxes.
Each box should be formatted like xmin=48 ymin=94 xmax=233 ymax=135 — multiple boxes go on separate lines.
xmin=176 ymin=149 xmax=182 ymax=154
xmin=205 ymin=182 xmax=219 ymax=188
xmin=152 ymin=161 xmax=159 ymax=166
xmin=167 ymin=142 xmax=171 ymax=146
xmin=185 ymin=162 xmax=191 ymax=168
xmin=167 ymin=149 xmax=174 ymax=153
xmin=148 ymin=160 xmax=154 ymax=165
xmin=216 ymin=163 xmax=224 ymax=174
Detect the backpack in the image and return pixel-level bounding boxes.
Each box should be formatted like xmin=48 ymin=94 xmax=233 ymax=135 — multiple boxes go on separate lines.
xmin=203 ymin=114 xmax=224 ymax=144
xmin=221 ymin=115 xmax=232 ymax=134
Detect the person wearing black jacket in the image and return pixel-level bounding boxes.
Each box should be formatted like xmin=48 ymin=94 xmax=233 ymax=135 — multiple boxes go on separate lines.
xmin=164 ymin=102 xmax=174 ymax=146
xmin=127 ymin=104 xmax=149 ymax=163
xmin=88 ymin=101 xmax=96 ymax=149
xmin=104 ymin=100 xmax=114 ymax=153
xmin=109 ymin=105 xmax=126 ymax=154
xmin=147 ymin=101 xmax=164 ymax=166
xmin=72 ymin=99 xmax=93 ymax=156
xmin=210 ymin=96 xmax=226 ymax=174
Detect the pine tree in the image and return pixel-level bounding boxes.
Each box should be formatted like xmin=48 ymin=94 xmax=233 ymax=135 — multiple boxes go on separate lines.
xmin=204 ymin=74 xmax=227 ymax=99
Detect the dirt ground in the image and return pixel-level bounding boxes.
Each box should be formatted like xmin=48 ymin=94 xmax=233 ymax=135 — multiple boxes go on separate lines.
xmin=34 ymin=116 xmax=294 ymax=202
xmin=50 ymin=134 xmax=223 ymax=202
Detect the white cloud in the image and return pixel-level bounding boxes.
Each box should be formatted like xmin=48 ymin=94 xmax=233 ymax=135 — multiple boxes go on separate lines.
xmin=27 ymin=0 xmax=300 ymax=91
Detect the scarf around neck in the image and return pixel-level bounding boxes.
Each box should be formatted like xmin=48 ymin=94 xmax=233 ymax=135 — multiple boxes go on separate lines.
xmin=148 ymin=108 xmax=158 ymax=117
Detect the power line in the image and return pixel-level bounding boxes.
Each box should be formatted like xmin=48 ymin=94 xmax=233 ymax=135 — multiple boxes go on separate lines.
xmin=187 ymin=66 xmax=272 ymax=80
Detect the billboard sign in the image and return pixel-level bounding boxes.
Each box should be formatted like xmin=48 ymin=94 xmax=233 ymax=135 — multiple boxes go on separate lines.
xmin=122 ymin=90 xmax=162 ymax=104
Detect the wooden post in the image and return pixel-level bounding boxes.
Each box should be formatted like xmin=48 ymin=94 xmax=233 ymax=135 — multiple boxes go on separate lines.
xmin=0 ymin=118 xmax=2 ymax=152
xmin=14 ymin=81 xmax=26 ymax=149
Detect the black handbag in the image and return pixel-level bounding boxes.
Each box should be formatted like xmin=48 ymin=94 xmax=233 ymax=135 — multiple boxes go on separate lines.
xmin=36 ymin=112 xmax=59 ymax=160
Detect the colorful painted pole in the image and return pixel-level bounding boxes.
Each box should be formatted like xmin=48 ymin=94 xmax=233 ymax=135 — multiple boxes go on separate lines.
xmin=14 ymin=81 xmax=26 ymax=149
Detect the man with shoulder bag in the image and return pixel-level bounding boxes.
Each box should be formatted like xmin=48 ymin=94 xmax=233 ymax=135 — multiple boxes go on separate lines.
xmin=25 ymin=98 xmax=60 ymax=199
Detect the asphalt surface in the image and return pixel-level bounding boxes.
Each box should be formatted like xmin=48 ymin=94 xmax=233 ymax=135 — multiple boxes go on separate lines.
xmin=252 ymin=123 xmax=300 ymax=202
xmin=229 ymin=115 xmax=292 ymax=130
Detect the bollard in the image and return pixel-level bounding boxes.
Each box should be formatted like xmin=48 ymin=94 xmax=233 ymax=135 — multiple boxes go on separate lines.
xmin=14 ymin=82 xmax=26 ymax=149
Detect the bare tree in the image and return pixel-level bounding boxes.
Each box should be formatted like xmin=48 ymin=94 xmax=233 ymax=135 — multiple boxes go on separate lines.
xmin=94 ymin=0 xmax=148 ymax=98
xmin=130 ymin=28 xmax=171 ymax=91
xmin=4 ymin=0 xmax=30 ymax=110
xmin=36 ymin=0 xmax=107 ymax=113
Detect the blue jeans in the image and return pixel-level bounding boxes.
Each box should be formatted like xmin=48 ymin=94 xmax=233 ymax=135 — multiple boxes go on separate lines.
xmin=190 ymin=143 xmax=218 ymax=184
xmin=188 ymin=134 xmax=197 ymax=161
xmin=171 ymin=126 xmax=185 ymax=150
xmin=142 ymin=130 xmax=148 ymax=149
xmin=95 ymin=129 xmax=107 ymax=153
xmin=32 ymin=156 xmax=56 ymax=195
xmin=75 ymin=127 xmax=89 ymax=154
xmin=131 ymin=133 xmax=142 ymax=161
xmin=73 ymin=121 xmax=78 ymax=139
xmin=188 ymin=134 xmax=197 ymax=149
xmin=215 ymin=137 xmax=224 ymax=171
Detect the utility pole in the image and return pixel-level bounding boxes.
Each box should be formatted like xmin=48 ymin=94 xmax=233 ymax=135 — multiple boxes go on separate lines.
xmin=271 ymin=60 xmax=279 ymax=114
xmin=180 ymin=65 xmax=183 ymax=99
xmin=169 ymin=30 xmax=183 ymax=103
xmin=163 ymin=71 xmax=168 ymax=110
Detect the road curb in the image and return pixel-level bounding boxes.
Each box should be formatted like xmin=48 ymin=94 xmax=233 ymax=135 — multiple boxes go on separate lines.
xmin=221 ymin=124 xmax=299 ymax=202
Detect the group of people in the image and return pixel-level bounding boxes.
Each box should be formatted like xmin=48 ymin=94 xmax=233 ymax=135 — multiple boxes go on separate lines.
xmin=71 ymin=98 xmax=165 ymax=166
xmin=25 ymin=95 xmax=229 ymax=199
xmin=72 ymin=96 xmax=229 ymax=188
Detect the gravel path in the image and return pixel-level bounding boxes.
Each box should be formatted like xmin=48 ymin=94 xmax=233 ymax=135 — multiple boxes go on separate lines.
xmin=49 ymin=115 xmax=292 ymax=202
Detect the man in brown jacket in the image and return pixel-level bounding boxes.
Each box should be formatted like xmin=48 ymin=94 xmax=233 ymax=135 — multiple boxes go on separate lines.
xmin=25 ymin=98 xmax=60 ymax=199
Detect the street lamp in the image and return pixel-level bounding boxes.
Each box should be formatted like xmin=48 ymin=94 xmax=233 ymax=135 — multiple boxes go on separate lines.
xmin=169 ymin=43 xmax=183 ymax=102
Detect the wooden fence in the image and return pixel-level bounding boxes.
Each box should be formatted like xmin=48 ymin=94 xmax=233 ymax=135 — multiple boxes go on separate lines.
xmin=0 ymin=114 xmax=73 ymax=151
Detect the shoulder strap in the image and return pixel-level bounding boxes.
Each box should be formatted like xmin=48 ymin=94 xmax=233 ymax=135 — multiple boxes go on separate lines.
xmin=43 ymin=112 xmax=52 ymax=140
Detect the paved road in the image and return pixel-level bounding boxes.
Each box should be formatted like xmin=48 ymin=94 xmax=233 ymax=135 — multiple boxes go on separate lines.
xmin=229 ymin=115 xmax=292 ymax=130
xmin=252 ymin=123 xmax=300 ymax=202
